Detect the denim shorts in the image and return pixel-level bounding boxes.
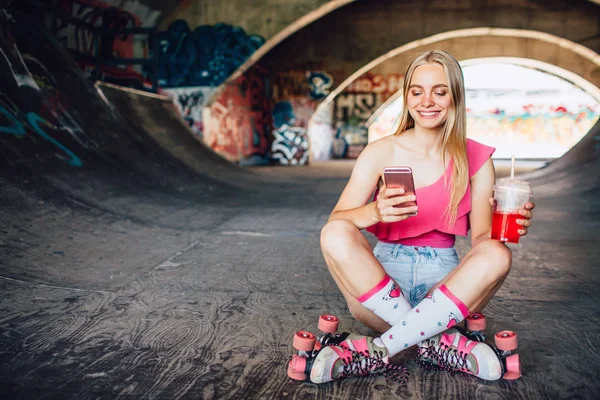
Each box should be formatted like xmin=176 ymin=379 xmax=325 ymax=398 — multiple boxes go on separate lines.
xmin=373 ymin=242 xmax=460 ymax=308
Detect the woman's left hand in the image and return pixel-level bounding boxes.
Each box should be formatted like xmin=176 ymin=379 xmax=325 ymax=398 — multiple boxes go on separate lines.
xmin=489 ymin=198 xmax=536 ymax=237
xmin=516 ymin=201 xmax=535 ymax=237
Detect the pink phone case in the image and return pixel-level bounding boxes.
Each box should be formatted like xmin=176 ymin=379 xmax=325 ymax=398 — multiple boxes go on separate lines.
xmin=383 ymin=166 xmax=418 ymax=214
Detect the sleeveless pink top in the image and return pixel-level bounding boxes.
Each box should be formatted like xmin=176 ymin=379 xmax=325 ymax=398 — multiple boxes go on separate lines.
xmin=366 ymin=139 xmax=495 ymax=248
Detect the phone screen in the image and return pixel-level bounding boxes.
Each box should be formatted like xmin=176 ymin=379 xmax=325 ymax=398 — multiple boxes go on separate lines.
xmin=383 ymin=166 xmax=418 ymax=214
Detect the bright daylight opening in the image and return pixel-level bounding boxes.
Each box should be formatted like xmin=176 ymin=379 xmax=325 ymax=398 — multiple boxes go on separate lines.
xmin=367 ymin=59 xmax=600 ymax=169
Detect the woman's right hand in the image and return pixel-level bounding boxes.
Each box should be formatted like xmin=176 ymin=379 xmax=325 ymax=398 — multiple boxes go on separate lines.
xmin=374 ymin=184 xmax=419 ymax=223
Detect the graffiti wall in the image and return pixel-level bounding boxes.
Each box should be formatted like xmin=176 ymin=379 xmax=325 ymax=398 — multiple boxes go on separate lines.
xmin=333 ymin=73 xmax=402 ymax=158
xmin=466 ymin=106 xmax=600 ymax=159
xmin=202 ymin=66 xmax=271 ymax=164
xmin=1 ymin=12 xmax=87 ymax=168
xmin=269 ymin=70 xmax=333 ymax=165
xmin=156 ymin=20 xmax=265 ymax=88
xmin=45 ymin=0 xmax=160 ymax=89
xmin=368 ymin=94 xmax=600 ymax=159
xmin=159 ymin=86 xmax=216 ymax=138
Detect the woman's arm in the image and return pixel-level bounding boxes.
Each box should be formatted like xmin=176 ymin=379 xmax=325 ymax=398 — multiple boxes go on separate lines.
xmin=469 ymin=157 xmax=496 ymax=247
xmin=328 ymin=139 xmax=418 ymax=229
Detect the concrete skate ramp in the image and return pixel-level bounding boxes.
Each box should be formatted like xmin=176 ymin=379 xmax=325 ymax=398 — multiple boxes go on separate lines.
xmin=94 ymin=82 xmax=264 ymax=187
xmin=1 ymin=8 xmax=600 ymax=400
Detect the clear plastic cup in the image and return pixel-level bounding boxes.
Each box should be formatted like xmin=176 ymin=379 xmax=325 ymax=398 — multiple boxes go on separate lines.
xmin=491 ymin=178 xmax=533 ymax=244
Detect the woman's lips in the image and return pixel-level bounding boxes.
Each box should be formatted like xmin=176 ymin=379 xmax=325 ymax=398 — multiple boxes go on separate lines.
xmin=418 ymin=111 xmax=441 ymax=119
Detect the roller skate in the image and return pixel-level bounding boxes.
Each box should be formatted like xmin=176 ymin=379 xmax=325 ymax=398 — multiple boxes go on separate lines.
xmin=416 ymin=327 xmax=503 ymax=380
xmin=464 ymin=313 xmax=521 ymax=380
xmin=417 ymin=313 xmax=522 ymax=381
xmin=287 ymin=315 xmax=408 ymax=384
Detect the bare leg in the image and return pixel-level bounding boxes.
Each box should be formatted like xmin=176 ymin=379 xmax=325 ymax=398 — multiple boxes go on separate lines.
xmin=425 ymin=239 xmax=512 ymax=312
xmin=320 ymin=219 xmax=393 ymax=333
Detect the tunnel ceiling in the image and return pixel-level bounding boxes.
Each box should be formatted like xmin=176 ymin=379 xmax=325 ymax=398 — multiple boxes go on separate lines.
xmin=343 ymin=32 xmax=600 ymax=97
xmin=259 ymin=0 xmax=600 ymax=92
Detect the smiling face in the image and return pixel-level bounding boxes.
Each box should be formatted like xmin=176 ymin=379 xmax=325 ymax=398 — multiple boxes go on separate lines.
xmin=406 ymin=62 xmax=453 ymax=132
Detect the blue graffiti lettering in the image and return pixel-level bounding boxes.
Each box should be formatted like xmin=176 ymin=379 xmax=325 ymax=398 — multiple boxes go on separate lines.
xmin=307 ymin=72 xmax=333 ymax=100
xmin=26 ymin=112 xmax=83 ymax=167
xmin=0 ymin=105 xmax=82 ymax=167
xmin=0 ymin=106 xmax=26 ymax=136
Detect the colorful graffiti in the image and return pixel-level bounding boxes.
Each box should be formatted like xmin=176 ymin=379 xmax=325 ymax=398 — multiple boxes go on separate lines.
xmin=345 ymin=73 xmax=403 ymax=96
xmin=47 ymin=0 xmax=153 ymax=87
xmin=330 ymin=73 xmax=405 ymax=158
xmin=307 ymin=71 xmax=333 ymax=100
xmin=0 ymin=92 xmax=83 ymax=167
xmin=466 ymin=106 xmax=599 ymax=159
xmin=334 ymin=92 xmax=379 ymax=122
xmin=203 ymin=66 xmax=270 ymax=164
xmin=332 ymin=122 xmax=369 ymax=159
xmin=273 ymin=71 xmax=309 ymax=102
xmin=156 ymin=20 xmax=265 ymax=88
xmin=369 ymin=94 xmax=600 ymax=159
xmin=1 ymin=11 xmax=84 ymax=167
xmin=332 ymin=93 xmax=378 ymax=158
xmin=270 ymin=98 xmax=316 ymax=165
xmin=159 ymin=86 xmax=216 ymax=138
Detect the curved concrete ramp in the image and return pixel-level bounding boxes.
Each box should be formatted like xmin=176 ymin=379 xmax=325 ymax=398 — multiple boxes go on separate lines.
xmin=94 ymin=82 xmax=264 ymax=187
xmin=1 ymin=8 xmax=599 ymax=400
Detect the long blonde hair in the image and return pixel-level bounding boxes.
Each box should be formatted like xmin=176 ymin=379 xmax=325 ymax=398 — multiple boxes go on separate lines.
xmin=394 ymin=50 xmax=468 ymax=226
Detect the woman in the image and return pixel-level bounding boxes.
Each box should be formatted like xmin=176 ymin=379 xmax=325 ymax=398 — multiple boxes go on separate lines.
xmin=307 ymin=50 xmax=535 ymax=383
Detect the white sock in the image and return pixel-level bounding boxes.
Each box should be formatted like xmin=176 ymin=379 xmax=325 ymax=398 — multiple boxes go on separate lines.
xmin=357 ymin=275 xmax=412 ymax=325
xmin=380 ymin=285 xmax=470 ymax=357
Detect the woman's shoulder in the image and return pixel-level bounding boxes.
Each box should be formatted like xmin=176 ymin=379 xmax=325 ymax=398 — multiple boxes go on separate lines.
xmin=465 ymin=138 xmax=495 ymax=177
xmin=354 ymin=134 xmax=402 ymax=175
xmin=466 ymin=138 xmax=495 ymax=155
xmin=361 ymin=134 xmax=398 ymax=158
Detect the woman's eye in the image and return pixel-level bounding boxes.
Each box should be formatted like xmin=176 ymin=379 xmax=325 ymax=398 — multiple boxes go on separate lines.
xmin=435 ymin=92 xmax=447 ymax=96
xmin=412 ymin=92 xmax=422 ymax=96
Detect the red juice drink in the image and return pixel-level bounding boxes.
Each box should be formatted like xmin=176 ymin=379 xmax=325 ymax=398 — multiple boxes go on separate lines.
xmin=491 ymin=211 xmax=522 ymax=243
xmin=491 ymin=178 xmax=532 ymax=244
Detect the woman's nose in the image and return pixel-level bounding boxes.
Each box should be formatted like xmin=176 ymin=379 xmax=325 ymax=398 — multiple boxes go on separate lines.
xmin=422 ymin=93 xmax=435 ymax=107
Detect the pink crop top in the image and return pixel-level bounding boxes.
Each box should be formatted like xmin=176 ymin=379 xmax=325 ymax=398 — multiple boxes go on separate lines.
xmin=366 ymin=139 xmax=495 ymax=248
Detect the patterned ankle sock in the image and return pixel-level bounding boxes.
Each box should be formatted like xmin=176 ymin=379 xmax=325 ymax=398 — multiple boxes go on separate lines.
xmin=380 ymin=284 xmax=470 ymax=357
xmin=357 ymin=275 xmax=412 ymax=325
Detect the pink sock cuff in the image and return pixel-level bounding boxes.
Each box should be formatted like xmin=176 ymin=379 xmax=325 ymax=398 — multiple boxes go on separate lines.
xmin=357 ymin=275 xmax=391 ymax=303
xmin=439 ymin=284 xmax=470 ymax=318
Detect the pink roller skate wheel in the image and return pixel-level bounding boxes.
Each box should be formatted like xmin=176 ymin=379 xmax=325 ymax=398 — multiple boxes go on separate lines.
xmin=287 ymin=355 xmax=308 ymax=380
xmin=466 ymin=313 xmax=487 ymax=331
xmin=502 ymin=354 xmax=522 ymax=380
xmin=318 ymin=314 xmax=339 ymax=333
xmin=293 ymin=331 xmax=316 ymax=351
xmin=495 ymin=330 xmax=518 ymax=351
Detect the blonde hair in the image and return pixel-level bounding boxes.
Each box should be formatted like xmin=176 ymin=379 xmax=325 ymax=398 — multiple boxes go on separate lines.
xmin=394 ymin=50 xmax=468 ymax=226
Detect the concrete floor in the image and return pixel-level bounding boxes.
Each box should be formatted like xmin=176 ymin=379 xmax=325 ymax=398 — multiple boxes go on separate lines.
xmin=1 ymin=159 xmax=599 ymax=399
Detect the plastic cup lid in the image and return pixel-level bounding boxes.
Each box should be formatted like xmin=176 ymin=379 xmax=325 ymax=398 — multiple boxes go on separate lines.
xmin=493 ymin=178 xmax=532 ymax=195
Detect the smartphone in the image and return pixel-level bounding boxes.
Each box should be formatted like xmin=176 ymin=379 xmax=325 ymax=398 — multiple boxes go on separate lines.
xmin=383 ymin=166 xmax=418 ymax=215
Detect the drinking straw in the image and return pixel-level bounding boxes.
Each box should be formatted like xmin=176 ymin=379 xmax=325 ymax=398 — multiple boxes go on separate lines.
xmin=510 ymin=154 xmax=515 ymax=181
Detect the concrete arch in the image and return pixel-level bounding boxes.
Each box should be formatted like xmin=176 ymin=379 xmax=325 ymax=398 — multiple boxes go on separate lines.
xmin=314 ymin=28 xmax=600 ymax=119
xmin=308 ymin=28 xmax=600 ymax=161
xmin=364 ymin=56 xmax=600 ymax=132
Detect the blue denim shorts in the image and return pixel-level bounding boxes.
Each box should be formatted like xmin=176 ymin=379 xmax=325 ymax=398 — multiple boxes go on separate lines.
xmin=373 ymin=242 xmax=460 ymax=308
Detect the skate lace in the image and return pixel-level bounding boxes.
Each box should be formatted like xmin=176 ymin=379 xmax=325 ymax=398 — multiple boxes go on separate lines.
xmin=333 ymin=343 xmax=409 ymax=385
xmin=416 ymin=338 xmax=469 ymax=374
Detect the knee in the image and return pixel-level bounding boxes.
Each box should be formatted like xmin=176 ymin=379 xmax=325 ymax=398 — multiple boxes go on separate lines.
xmin=476 ymin=239 xmax=512 ymax=279
xmin=347 ymin=301 xmax=364 ymax=322
xmin=320 ymin=219 xmax=359 ymax=256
